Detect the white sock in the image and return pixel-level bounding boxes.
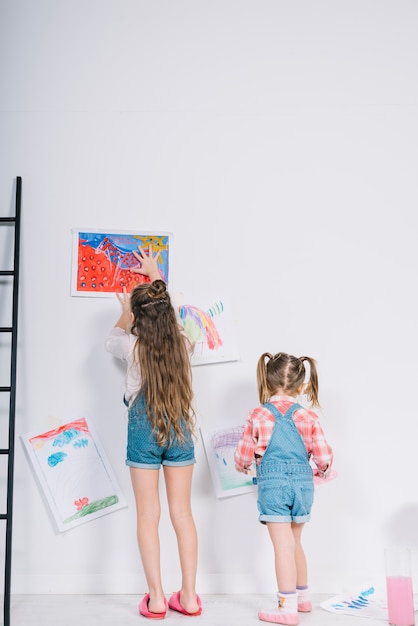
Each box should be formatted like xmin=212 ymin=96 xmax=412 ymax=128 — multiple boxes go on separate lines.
xmin=296 ymin=586 xmax=312 ymax=612
xmin=296 ymin=586 xmax=309 ymax=601
xmin=277 ymin=591 xmax=298 ymax=614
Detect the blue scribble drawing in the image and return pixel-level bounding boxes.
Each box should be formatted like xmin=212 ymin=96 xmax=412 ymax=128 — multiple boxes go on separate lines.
xmin=48 ymin=452 xmax=67 ymax=467
xmin=52 ymin=428 xmax=80 ymax=447
xmin=331 ymin=587 xmax=375 ymax=611
xmin=208 ymin=301 xmax=224 ymax=317
xmin=322 ymin=586 xmax=391 ymax=619
xmin=73 ymin=438 xmax=89 ymax=449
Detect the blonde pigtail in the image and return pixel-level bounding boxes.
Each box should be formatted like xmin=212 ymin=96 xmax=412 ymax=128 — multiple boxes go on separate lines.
xmin=300 ymin=356 xmax=320 ymax=408
xmin=257 ymin=353 xmax=272 ymax=404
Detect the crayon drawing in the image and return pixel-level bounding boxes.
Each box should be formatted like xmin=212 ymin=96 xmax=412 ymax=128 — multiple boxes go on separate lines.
xmin=200 ymin=426 xmax=257 ymax=499
xmin=21 ymin=418 xmax=127 ymax=532
xmin=321 ymin=587 xmax=418 ymax=620
xmin=71 ymin=229 xmax=171 ymax=297
xmin=176 ymin=294 xmax=239 ymax=366
xmin=320 ymin=586 xmax=416 ymax=620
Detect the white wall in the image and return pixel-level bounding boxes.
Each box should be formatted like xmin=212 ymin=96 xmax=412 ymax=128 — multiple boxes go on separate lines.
xmin=1 ymin=0 xmax=418 ymax=596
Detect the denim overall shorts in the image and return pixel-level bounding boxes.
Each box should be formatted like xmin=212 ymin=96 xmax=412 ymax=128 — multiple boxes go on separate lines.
xmin=256 ymin=403 xmax=314 ymax=524
xmin=126 ymin=392 xmax=195 ymax=469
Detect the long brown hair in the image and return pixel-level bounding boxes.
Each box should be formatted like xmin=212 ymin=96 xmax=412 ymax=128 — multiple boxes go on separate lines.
xmin=130 ymin=280 xmax=195 ymax=446
xmin=257 ymin=352 xmax=320 ymax=407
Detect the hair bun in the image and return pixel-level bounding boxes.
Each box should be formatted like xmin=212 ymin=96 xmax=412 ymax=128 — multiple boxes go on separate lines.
xmin=148 ymin=279 xmax=167 ymax=299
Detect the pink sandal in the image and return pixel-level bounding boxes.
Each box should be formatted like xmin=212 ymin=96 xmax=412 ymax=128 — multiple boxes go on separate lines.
xmin=168 ymin=590 xmax=202 ymax=616
xmin=139 ymin=593 xmax=168 ymax=620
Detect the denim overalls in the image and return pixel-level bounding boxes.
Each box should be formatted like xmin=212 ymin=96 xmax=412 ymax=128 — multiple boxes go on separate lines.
xmin=125 ymin=392 xmax=195 ymax=470
xmin=256 ymin=403 xmax=314 ymax=524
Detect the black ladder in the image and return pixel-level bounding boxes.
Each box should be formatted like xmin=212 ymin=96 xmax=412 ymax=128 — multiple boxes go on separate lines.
xmin=0 ymin=177 xmax=22 ymax=626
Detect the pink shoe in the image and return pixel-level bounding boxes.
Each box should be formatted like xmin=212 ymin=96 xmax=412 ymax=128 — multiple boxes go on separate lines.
xmin=168 ymin=590 xmax=202 ymax=616
xmin=138 ymin=593 xmax=168 ymax=619
xmin=258 ymin=608 xmax=298 ymax=625
xmin=297 ymin=600 xmax=312 ymax=613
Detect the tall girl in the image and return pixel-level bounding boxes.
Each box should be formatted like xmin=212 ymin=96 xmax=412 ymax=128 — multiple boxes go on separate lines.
xmin=106 ymin=245 xmax=201 ymax=620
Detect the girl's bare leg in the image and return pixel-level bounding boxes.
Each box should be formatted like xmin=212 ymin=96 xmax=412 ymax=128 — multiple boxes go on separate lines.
xmin=291 ymin=521 xmax=311 ymax=611
xmin=164 ymin=464 xmax=199 ymax=614
xmin=267 ymin=522 xmax=297 ymax=591
xmin=130 ymin=467 xmax=167 ymax=614
xmin=291 ymin=522 xmax=307 ymax=587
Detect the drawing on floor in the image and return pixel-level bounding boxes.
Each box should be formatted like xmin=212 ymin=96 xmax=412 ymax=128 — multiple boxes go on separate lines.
xmin=71 ymin=229 xmax=171 ymax=296
xmin=200 ymin=426 xmax=257 ymax=498
xmin=21 ymin=418 xmax=127 ymax=532
xmin=321 ymin=585 xmax=415 ymax=620
xmin=176 ymin=294 xmax=239 ymax=366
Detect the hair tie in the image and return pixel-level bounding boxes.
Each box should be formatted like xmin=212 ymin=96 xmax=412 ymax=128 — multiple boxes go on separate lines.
xmin=140 ymin=297 xmax=168 ymax=308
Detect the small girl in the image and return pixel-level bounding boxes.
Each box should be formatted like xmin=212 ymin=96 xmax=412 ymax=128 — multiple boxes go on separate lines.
xmin=105 ymin=245 xmax=202 ymax=619
xmin=234 ymin=352 xmax=333 ymax=625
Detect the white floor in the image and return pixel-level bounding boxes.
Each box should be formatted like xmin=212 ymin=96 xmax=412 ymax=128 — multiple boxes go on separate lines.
xmin=10 ymin=594 xmax=390 ymax=626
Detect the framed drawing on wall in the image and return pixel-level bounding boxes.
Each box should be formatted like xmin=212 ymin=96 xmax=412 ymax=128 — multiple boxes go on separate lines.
xmin=21 ymin=418 xmax=127 ymax=532
xmin=71 ymin=229 xmax=172 ymax=297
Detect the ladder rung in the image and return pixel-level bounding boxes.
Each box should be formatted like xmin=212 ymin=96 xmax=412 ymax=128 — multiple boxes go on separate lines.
xmin=0 ymin=387 xmax=11 ymax=393
xmin=0 ymin=449 xmax=9 ymax=455
xmin=0 ymin=217 xmax=15 ymax=223
xmin=0 ymin=327 xmax=13 ymax=333
xmin=0 ymin=514 xmax=7 ymax=520
xmin=0 ymin=270 xmax=14 ymax=276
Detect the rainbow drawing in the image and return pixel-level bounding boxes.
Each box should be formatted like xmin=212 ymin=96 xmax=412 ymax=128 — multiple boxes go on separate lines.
xmin=178 ymin=302 xmax=223 ymax=351
xmin=176 ymin=295 xmax=239 ymax=366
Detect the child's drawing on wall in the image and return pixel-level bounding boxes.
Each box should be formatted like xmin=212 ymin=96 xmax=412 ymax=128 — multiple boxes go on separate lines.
xmin=21 ymin=418 xmax=126 ymax=531
xmin=176 ymin=295 xmax=239 ymax=366
xmin=200 ymin=426 xmax=257 ymax=498
xmin=71 ymin=229 xmax=171 ymax=296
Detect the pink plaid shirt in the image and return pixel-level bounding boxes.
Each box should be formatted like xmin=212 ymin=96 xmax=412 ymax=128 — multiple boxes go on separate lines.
xmin=234 ymin=395 xmax=333 ymax=474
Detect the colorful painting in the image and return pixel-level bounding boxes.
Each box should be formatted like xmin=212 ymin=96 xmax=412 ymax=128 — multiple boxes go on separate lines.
xmin=175 ymin=294 xmax=240 ymax=366
xmin=21 ymin=418 xmax=127 ymax=532
xmin=200 ymin=426 xmax=257 ymax=499
xmin=71 ymin=229 xmax=171 ymax=297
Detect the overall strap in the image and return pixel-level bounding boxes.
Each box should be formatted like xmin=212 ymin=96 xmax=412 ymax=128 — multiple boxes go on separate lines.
xmin=263 ymin=402 xmax=303 ymax=420
xmin=262 ymin=402 xmax=309 ymax=463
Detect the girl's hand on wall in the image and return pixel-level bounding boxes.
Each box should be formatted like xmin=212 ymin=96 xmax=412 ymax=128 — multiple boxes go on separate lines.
xmin=132 ymin=245 xmax=162 ymax=282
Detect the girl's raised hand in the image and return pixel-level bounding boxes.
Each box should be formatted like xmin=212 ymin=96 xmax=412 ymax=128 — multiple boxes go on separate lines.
xmin=114 ymin=287 xmax=133 ymax=332
xmin=116 ymin=286 xmax=130 ymax=310
xmin=132 ymin=245 xmax=162 ymax=282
